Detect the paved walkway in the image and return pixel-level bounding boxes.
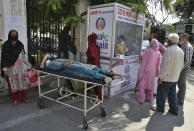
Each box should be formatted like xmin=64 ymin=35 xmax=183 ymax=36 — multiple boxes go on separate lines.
xmin=0 ymin=68 xmax=194 ymax=131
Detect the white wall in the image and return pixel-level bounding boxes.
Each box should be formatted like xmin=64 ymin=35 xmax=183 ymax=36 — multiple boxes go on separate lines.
xmin=0 ymin=0 xmax=5 ymax=45
xmin=75 ymin=0 xmax=90 ymax=62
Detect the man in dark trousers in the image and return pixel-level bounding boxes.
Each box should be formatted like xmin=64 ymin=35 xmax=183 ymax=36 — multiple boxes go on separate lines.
xmin=177 ymin=33 xmax=193 ymax=105
xmin=152 ymin=33 xmax=184 ymax=115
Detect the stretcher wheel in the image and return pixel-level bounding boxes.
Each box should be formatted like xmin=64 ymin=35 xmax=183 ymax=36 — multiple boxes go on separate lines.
xmin=59 ymin=88 xmax=68 ymax=96
xmin=37 ymin=98 xmax=46 ymax=109
xmin=82 ymin=119 xmax=88 ymax=129
xmin=100 ymin=107 xmax=106 ymax=117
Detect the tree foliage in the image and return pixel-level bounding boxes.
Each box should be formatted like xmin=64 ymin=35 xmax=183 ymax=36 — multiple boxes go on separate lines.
xmin=32 ymin=0 xmax=186 ymax=33
xmin=174 ymin=0 xmax=194 ymax=21
xmin=29 ymin=0 xmax=84 ymax=34
xmin=38 ymin=0 xmax=77 ymax=19
xmin=36 ymin=0 xmax=186 ymax=26
xmin=89 ymin=0 xmax=182 ymax=31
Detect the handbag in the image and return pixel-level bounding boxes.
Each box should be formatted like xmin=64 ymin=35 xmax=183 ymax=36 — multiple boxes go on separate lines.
xmin=26 ymin=69 xmax=43 ymax=88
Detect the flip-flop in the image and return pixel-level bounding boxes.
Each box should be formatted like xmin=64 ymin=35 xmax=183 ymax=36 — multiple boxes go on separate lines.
xmin=72 ymin=96 xmax=79 ymax=100
xmin=13 ymin=101 xmax=18 ymax=106
xmin=22 ymin=99 xmax=32 ymax=103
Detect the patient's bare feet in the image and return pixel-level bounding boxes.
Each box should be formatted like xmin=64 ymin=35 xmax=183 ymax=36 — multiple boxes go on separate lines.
xmin=104 ymin=77 xmax=112 ymax=83
xmin=111 ymin=72 xmax=125 ymax=80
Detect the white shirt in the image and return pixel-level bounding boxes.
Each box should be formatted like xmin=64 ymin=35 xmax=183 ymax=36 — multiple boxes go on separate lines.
xmin=159 ymin=44 xmax=184 ymax=82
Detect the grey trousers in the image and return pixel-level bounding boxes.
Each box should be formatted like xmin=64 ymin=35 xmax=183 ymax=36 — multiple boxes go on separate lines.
xmin=177 ymin=67 xmax=189 ymax=104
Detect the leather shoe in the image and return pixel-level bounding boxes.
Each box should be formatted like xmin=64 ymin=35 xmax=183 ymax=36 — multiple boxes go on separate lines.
xmin=168 ymin=110 xmax=178 ymax=115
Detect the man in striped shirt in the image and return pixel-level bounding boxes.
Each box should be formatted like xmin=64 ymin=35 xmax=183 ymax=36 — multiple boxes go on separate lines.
xmin=177 ymin=33 xmax=193 ymax=105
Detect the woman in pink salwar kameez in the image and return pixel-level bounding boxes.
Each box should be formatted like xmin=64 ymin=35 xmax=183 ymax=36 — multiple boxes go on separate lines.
xmin=137 ymin=39 xmax=162 ymax=104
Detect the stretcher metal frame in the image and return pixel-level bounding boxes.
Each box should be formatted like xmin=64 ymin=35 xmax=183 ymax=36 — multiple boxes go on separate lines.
xmin=33 ymin=68 xmax=125 ymax=129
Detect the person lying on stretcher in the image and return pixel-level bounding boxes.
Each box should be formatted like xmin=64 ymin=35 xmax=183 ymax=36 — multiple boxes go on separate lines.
xmin=40 ymin=54 xmax=125 ymax=83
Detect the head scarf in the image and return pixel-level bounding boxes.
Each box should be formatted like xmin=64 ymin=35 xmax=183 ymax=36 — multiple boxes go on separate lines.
xmin=58 ymin=26 xmax=77 ymax=58
xmin=150 ymin=39 xmax=159 ymax=51
xmin=1 ymin=30 xmax=24 ymax=77
xmin=86 ymin=33 xmax=100 ymax=67
xmin=88 ymin=33 xmax=97 ymax=45
xmin=8 ymin=29 xmax=18 ymax=41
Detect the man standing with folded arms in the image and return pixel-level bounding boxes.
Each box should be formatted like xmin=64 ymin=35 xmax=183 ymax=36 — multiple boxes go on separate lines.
xmin=177 ymin=33 xmax=193 ymax=105
xmin=152 ymin=33 xmax=184 ymax=115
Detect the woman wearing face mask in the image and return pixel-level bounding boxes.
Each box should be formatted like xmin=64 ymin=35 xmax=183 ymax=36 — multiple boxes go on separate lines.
xmin=137 ymin=39 xmax=162 ymax=104
xmin=115 ymin=35 xmax=128 ymax=56
xmin=1 ymin=30 xmax=31 ymax=106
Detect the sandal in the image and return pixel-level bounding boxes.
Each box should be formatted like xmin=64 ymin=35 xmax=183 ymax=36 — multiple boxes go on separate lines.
xmin=168 ymin=110 xmax=178 ymax=115
xmin=13 ymin=101 xmax=18 ymax=106
xmin=94 ymin=99 xmax=102 ymax=105
xmin=72 ymin=95 xmax=79 ymax=100
xmin=22 ymin=99 xmax=32 ymax=103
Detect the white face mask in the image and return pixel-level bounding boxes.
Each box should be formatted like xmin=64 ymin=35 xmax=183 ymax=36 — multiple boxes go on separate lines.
xmin=179 ymin=40 xmax=184 ymax=44
xmin=121 ymin=41 xmax=125 ymax=45
xmin=164 ymin=42 xmax=168 ymax=46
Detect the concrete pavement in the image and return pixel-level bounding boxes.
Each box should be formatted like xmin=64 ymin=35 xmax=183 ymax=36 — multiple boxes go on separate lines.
xmin=0 ymin=68 xmax=194 ymax=131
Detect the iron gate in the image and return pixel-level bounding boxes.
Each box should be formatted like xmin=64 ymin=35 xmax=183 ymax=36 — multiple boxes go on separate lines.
xmin=26 ymin=0 xmax=74 ymax=66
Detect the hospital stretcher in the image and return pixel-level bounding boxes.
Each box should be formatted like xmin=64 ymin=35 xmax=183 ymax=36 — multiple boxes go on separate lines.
xmin=32 ymin=67 xmax=125 ymax=129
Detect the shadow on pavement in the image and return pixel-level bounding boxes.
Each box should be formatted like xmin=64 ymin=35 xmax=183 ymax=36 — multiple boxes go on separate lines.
xmin=0 ymin=76 xmax=187 ymax=131
xmin=123 ymin=93 xmax=151 ymax=122
xmin=86 ymin=92 xmax=152 ymax=131
xmin=146 ymin=105 xmax=184 ymax=131
xmin=186 ymin=68 xmax=194 ymax=85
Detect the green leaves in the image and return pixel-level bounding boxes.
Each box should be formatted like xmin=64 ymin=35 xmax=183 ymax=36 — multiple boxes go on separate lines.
xmin=174 ymin=0 xmax=184 ymax=6
xmin=37 ymin=0 xmax=82 ymax=27
xmin=174 ymin=0 xmax=193 ymax=21
xmin=64 ymin=15 xmax=85 ymax=27
xmin=159 ymin=24 xmax=176 ymax=33
xmin=38 ymin=0 xmax=46 ymax=5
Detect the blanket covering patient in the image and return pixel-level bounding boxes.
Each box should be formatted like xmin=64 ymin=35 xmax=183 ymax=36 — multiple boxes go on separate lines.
xmin=40 ymin=54 xmax=124 ymax=83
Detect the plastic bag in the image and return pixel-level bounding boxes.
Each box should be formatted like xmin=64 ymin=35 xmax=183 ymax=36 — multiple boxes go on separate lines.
xmin=26 ymin=69 xmax=43 ymax=88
